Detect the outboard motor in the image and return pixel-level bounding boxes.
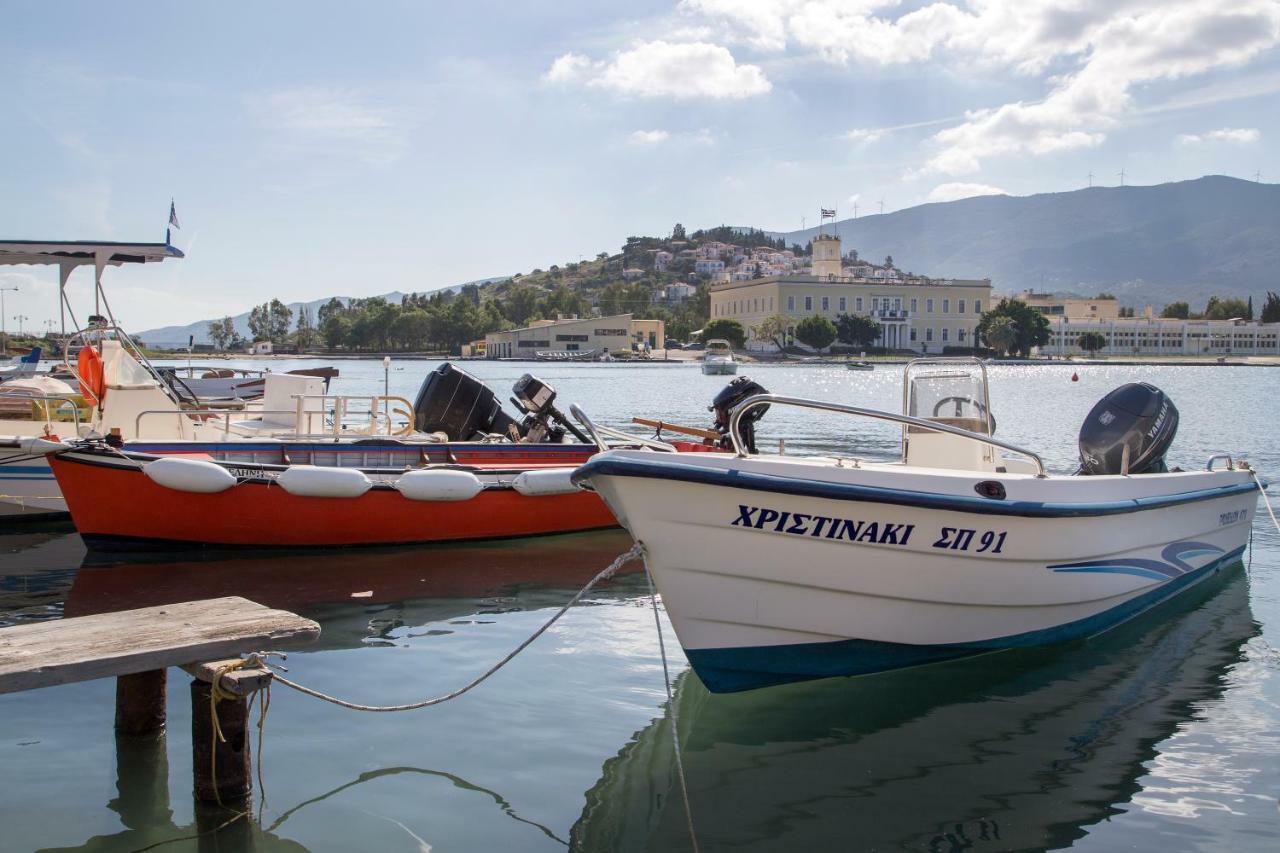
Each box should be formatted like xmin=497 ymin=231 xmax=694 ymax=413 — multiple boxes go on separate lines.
xmin=1078 ymin=382 xmax=1178 ymax=475
xmin=710 ymin=376 xmax=770 ymax=453
xmin=412 ymin=363 xmax=522 ymax=441
xmin=510 ymin=373 xmax=590 ymax=444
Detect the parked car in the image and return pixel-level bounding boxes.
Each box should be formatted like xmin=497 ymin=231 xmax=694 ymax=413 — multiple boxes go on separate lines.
xmin=664 ymin=339 xmax=683 ymax=349
xmin=683 ymin=342 xmax=705 ymax=351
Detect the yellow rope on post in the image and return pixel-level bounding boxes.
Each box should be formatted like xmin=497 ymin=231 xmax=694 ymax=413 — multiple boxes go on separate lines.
xmin=207 ymin=658 xmax=253 ymax=809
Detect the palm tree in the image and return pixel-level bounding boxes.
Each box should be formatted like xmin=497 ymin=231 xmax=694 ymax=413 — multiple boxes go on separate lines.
xmin=984 ymin=316 xmax=1017 ymax=356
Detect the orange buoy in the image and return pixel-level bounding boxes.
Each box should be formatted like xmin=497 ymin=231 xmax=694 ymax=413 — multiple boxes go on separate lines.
xmin=1071 ymin=372 xmax=1079 ymax=382
xmin=77 ymin=346 xmax=106 ymax=406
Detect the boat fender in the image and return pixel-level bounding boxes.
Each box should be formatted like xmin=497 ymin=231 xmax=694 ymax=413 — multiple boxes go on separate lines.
xmin=511 ymin=468 xmax=580 ymax=497
xmin=143 ymin=456 xmax=238 ymax=494
xmin=394 ymin=469 xmax=484 ymax=501
xmin=18 ymin=436 xmax=70 ymax=455
xmin=277 ymin=465 xmax=372 ymax=498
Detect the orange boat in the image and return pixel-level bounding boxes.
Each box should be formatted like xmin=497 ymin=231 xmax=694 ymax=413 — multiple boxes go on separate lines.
xmin=48 ymin=438 xmax=617 ymax=550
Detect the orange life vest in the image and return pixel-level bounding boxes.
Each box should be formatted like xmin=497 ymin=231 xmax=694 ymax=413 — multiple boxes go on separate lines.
xmin=77 ymin=346 xmax=106 ymax=407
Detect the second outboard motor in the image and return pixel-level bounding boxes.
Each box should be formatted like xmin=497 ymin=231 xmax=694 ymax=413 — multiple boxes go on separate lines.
xmin=1078 ymin=382 xmax=1178 ymax=475
xmin=711 ymin=376 xmax=770 ymax=453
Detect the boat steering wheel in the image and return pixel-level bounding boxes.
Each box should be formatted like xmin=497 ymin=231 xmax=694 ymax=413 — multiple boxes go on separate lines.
xmin=931 ymin=396 xmax=995 ymax=431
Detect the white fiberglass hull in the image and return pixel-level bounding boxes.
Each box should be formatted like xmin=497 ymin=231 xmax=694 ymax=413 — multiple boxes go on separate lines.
xmin=573 ymin=450 xmax=1261 ymax=691
xmin=701 ymin=359 xmax=738 ymax=375
xmin=0 ymin=441 xmax=66 ymax=518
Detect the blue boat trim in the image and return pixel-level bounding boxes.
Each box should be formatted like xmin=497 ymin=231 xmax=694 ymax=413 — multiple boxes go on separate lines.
xmin=1048 ymin=541 xmax=1223 ymax=579
xmin=685 ymin=546 xmax=1245 ymax=693
xmin=572 ymin=456 xmax=1260 ymax=518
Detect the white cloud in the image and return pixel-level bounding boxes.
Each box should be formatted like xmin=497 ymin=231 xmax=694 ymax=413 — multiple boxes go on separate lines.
xmin=247 ymin=87 xmax=406 ymax=166
xmin=927 ymin=182 xmax=1008 ymax=203
xmin=844 ymin=128 xmax=884 ymax=144
xmin=679 ymin=1 xmax=1280 ymax=175
xmin=630 ymin=129 xmax=672 ymax=144
xmin=847 ymin=192 xmax=861 ymax=204
xmin=546 ymin=40 xmax=771 ymax=99
xmin=1178 ymin=127 xmax=1262 ymax=144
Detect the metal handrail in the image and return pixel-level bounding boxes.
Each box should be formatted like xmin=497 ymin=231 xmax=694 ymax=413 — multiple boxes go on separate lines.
xmin=727 ymin=393 xmax=1048 ymax=477
xmin=0 ymin=391 xmax=83 ymax=433
xmin=1206 ymin=454 xmax=1235 ymax=471
xmin=589 ymin=423 xmax=679 ymax=452
xmin=569 ymin=404 xmax=609 ymax=452
xmin=135 ymin=394 xmax=414 ymax=440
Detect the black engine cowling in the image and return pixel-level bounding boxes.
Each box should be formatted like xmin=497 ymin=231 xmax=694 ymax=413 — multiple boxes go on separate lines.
xmin=1078 ymin=382 xmax=1178 ymax=475
xmin=710 ymin=376 xmax=770 ymax=452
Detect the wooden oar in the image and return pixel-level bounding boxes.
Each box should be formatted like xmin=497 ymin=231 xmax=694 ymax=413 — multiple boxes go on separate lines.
xmin=632 ymin=417 xmax=720 ymax=441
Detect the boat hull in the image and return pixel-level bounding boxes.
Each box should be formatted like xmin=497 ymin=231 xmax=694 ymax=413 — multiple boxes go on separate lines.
xmin=0 ymin=453 xmax=66 ymax=519
xmin=701 ymin=361 xmax=738 ymax=375
xmin=575 ymin=451 xmax=1261 ymax=692
xmin=50 ymin=450 xmax=618 ymax=550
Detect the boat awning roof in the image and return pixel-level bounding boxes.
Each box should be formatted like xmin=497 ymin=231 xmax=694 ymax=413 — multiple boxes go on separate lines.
xmin=0 ymin=240 xmax=184 ymax=268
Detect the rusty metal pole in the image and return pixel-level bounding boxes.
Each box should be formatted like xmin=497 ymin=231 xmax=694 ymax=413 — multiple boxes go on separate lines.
xmin=190 ymin=679 xmax=252 ymax=804
xmin=115 ymin=669 xmax=167 ymax=735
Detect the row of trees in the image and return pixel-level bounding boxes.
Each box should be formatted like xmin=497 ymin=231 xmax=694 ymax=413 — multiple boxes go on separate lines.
xmin=1161 ymin=295 xmax=1262 ymax=321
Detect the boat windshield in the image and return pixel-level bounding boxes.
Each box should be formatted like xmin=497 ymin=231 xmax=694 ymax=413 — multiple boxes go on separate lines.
xmin=906 ymin=369 xmax=993 ymax=435
xmin=706 ymin=339 xmax=732 ymax=354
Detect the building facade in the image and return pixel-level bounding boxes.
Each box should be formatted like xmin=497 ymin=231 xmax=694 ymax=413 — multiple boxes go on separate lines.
xmin=709 ymin=235 xmax=991 ymax=353
xmin=1042 ymin=317 xmax=1280 ymax=356
xmin=1019 ymin=291 xmax=1120 ymax=320
xmin=485 ymin=314 xmax=664 ymax=359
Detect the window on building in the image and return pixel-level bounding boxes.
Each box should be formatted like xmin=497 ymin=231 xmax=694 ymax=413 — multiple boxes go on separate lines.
xmin=787 ymin=295 xmax=795 ymax=311
xmin=958 ymin=328 xmax=966 ymax=342
xmin=925 ymin=328 xmax=934 ymax=342
xmin=770 ymin=297 xmax=774 ymax=311
xmin=805 ymin=296 xmax=813 ymax=311
xmin=974 ymin=300 xmax=981 ymax=313
xmin=942 ymin=328 xmax=949 ymax=342
xmin=958 ymin=299 xmax=965 ymax=314
xmin=910 ymin=298 xmax=917 ymax=312
xmin=839 ymin=297 xmax=847 ymax=312
xmin=594 ymin=328 xmax=627 ymax=336
xmin=910 ymin=328 xmax=917 ymax=341
xmin=943 ymin=299 xmax=950 ymax=313
xmin=856 ymin=297 xmax=863 ymax=311
xmin=821 ymin=296 xmax=829 ymax=311
xmin=926 ymin=298 xmax=934 ymax=313
xmin=893 ymin=297 xmax=902 ymax=311
xmin=555 ymin=334 xmax=589 ymax=341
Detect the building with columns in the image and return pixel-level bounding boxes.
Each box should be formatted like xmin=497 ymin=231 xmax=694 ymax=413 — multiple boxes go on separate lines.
xmin=708 ymin=233 xmax=992 ymax=353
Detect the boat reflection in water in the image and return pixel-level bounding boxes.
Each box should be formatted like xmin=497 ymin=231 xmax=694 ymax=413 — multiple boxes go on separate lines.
xmin=66 ymin=530 xmax=643 ymax=646
xmin=572 ymin=567 xmax=1257 ymax=852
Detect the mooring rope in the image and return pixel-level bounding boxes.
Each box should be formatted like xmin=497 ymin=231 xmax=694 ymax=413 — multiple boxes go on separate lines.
xmin=645 ymin=561 xmax=701 ymax=853
xmin=262 ymin=543 xmax=645 ymax=712
xmin=1250 ymin=470 xmax=1279 ymax=535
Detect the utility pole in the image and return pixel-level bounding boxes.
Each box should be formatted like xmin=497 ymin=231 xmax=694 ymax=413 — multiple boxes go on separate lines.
xmin=1087 ymin=172 xmax=1093 ymax=187
xmin=853 ymin=201 xmax=859 ymax=219
xmin=0 ymin=285 xmax=16 ymax=355
xmin=1256 ymin=170 xmax=1263 ymax=182
xmin=878 ymin=198 xmax=885 ymax=215
xmin=13 ymin=314 xmax=29 ymax=336
xmin=1118 ymin=168 xmax=1125 ymax=187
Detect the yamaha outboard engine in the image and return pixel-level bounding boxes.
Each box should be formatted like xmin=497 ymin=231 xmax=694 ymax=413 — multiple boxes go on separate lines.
xmin=412 ymin=363 xmax=522 ymax=441
xmin=510 ymin=373 xmax=590 ymax=444
xmin=710 ymin=376 xmax=770 ymax=453
xmin=1078 ymin=382 xmax=1178 ymax=475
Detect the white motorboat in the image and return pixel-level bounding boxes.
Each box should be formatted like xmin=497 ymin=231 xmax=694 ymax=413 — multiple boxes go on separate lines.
xmin=701 ymin=339 xmax=738 ymax=375
xmin=572 ymin=357 xmax=1264 ymax=692
xmin=845 ymin=360 xmax=874 ymax=371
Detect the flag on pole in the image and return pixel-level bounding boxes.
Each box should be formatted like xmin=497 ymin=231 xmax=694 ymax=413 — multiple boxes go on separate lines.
xmin=169 ymin=200 xmax=181 ymax=230
xmin=820 ymin=208 xmax=836 ymax=217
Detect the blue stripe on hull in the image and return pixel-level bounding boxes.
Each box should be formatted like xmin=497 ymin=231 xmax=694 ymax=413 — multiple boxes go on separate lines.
xmin=684 ymin=546 xmax=1246 ymax=693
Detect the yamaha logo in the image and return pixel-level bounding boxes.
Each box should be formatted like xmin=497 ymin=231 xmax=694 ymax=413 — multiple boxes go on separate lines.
xmin=1099 ymin=410 xmax=1116 ymax=426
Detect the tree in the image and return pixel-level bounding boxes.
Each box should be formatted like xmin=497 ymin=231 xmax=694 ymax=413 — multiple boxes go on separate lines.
xmin=751 ymin=314 xmax=793 ymax=350
xmin=884 ymin=255 xmax=894 ymax=268
xmin=672 ymin=223 xmax=686 ymax=240
xmin=976 ymin=299 xmax=1050 ymax=357
xmin=247 ymin=302 xmax=270 ymax=343
xmin=207 ymin=316 xmax=234 ymax=351
xmin=983 ymin=316 xmax=1018 ymax=356
xmin=701 ymin=319 xmax=745 ymax=349
xmin=1261 ymin=292 xmax=1280 ymax=323
xmin=248 ymin=299 xmax=293 ymax=344
xmin=321 ymin=314 xmax=350 ymax=350
xmin=295 ymin=306 xmax=316 ymax=350
xmin=835 ymin=313 xmax=880 ymax=348
xmin=1161 ymin=301 xmax=1189 ymax=319
xmin=1077 ymin=331 xmax=1107 ymax=355
xmin=795 ymin=315 xmax=837 ymax=351
xmin=1247 ymin=294 xmax=1254 ymax=321
xmin=1203 ymin=296 xmax=1250 ymax=320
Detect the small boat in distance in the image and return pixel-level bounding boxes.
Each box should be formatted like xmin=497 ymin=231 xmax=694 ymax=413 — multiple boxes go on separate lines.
xmin=573 ymin=357 xmax=1264 ymax=692
xmin=701 ymin=339 xmax=738 ymax=375
xmin=845 ymin=360 xmax=874 ymax=371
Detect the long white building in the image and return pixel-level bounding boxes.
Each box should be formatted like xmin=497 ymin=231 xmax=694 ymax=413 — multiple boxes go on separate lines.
xmin=1041 ymin=316 xmax=1280 ymax=356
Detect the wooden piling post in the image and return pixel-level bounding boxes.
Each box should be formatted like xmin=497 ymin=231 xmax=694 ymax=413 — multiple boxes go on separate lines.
xmin=191 ymin=678 xmax=252 ymax=804
xmin=115 ymin=669 xmax=167 ymax=735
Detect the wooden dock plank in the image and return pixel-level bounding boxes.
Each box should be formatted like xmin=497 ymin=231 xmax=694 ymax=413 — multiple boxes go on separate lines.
xmin=0 ymin=596 xmax=320 ymax=695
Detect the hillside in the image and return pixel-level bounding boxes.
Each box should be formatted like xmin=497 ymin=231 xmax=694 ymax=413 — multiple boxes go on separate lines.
xmin=138 ymin=278 xmax=501 ymax=347
xmin=769 ymin=175 xmax=1280 ymax=308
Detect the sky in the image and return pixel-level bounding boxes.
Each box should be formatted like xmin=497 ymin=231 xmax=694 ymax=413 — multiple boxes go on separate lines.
xmin=2 ymin=0 xmax=1278 ymax=332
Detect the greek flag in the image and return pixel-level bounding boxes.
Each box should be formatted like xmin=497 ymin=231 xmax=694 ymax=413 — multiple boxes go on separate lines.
xmin=169 ymin=200 xmax=181 ymax=230
xmin=820 ymin=208 xmax=836 ymax=217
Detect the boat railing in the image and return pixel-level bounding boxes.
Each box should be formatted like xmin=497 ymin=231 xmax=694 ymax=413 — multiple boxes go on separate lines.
xmin=569 ymin=403 xmax=678 ymax=453
xmin=727 ymin=393 xmax=1048 ymax=477
xmin=0 ymin=391 xmax=83 ymax=434
xmin=135 ymin=394 xmax=416 ymax=440
xmin=1205 ymin=454 xmax=1236 ymax=471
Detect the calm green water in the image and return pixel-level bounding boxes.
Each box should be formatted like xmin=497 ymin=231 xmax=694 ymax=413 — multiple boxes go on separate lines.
xmin=1 ymin=361 xmax=1278 ymax=852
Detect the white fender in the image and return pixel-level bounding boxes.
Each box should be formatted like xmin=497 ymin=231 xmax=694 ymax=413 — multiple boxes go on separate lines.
xmin=511 ymin=467 xmax=580 ymax=497
xmin=394 ymin=469 xmax=484 ymax=502
xmin=18 ymin=437 xmax=71 ymax=455
xmin=144 ymin=456 xmax=238 ymax=494
xmin=277 ymin=465 xmax=372 ymax=498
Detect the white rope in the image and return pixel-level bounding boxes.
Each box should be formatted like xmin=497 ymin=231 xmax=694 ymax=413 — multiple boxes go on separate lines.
xmin=645 ymin=559 xmax=701 ymax=853
xmin=1251 ymin=471 xmax=1279 ymax=534
xmin=264 ymin=543 xmax=644 ymax=712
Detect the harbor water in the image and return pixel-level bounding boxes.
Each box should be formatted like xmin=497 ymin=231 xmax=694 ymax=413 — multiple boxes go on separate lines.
xmin=2 ymin=360 xmax=1278 ymax=851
